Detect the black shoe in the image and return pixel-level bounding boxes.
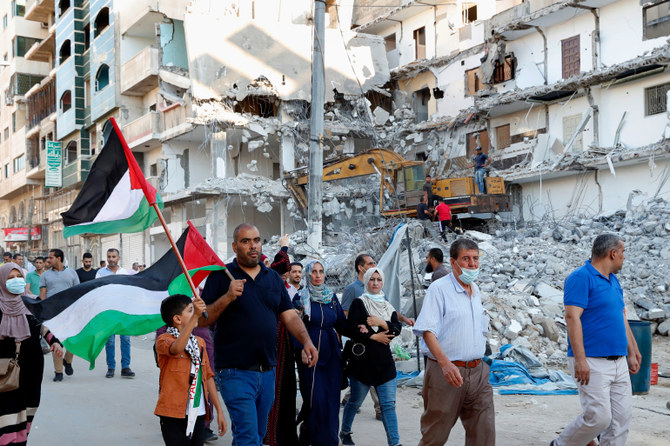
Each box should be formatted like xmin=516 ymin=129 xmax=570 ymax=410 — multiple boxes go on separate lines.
xmin=121 ymin=367 xmax=135 ymax=378
xmin=105 ymin=368 xmax=114 ymax=378
xmin=63 ymin=361 xmax=74 ymax=376
xmin=204 ymin=428 xmax=218 ymax=443
xmin=339 ymin=432 xmax=355 ymax=446
xmin=53 ymin=372 xmax=63 ymax=382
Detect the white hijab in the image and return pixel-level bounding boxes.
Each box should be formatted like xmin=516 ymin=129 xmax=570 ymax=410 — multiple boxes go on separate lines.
xmin=360 ymin=267 xmax=395 ymax=323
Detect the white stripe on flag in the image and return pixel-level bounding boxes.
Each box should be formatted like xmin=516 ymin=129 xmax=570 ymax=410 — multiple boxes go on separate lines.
xmin=43 ymin=284 xmax=167 ymax=339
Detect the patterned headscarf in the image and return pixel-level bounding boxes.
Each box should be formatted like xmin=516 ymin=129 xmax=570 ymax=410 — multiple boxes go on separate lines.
xmin=0 ymin=263 xmax=32 ymax=342
xmin=296 ymin=260 xmax=333 ymax=319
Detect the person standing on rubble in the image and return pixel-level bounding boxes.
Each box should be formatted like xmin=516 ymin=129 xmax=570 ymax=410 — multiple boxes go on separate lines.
xmin=551 ymin=233 xmax=641 ymax=446
xmin=422 ymin=175 xmax=435 ymax=206
xmin=469 ymin=146 xmax=489 ymax=194
xmin=413 ymin=238 xmax=495 ymax=446
xmin=433 ymin=200 xmax=455 ymax=242
xmin=199 ymin=223 xmax=318 ymax=446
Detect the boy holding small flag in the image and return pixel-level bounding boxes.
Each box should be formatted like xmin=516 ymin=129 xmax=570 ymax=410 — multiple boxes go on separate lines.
xmin=155 ymin=294 xmax=226 ymax=445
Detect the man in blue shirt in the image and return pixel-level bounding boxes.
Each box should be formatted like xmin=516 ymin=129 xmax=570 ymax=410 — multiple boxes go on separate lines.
xmin=552 ymin=234 xmax=641 ymax=446
xmin=469 ymin=146 xmax=489 ymax=194
xmin=200 ymin=223 xmax=317 ymax=445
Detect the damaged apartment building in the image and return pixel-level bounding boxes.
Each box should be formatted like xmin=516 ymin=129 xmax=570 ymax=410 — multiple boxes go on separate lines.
xmin=356 ymin=0 xmax=670 ymax=222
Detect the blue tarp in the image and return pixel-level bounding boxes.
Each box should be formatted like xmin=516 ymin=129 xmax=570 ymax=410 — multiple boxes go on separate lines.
xmin=488 ymin=359 xmax=578 ymax=395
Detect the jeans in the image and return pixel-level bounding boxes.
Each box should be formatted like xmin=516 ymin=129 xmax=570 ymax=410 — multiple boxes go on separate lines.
xmin=217 ymin=368 xmax=276 ymax=446
xmin=342 ymin=377 xmax=400 ymax=446
xmin=475 ymin=168 xmax=486 ymax=194
xmin=105 ymin=335 xmax=131 ymax=369
xmin=159 ymin=415 xmax=206 ymax=446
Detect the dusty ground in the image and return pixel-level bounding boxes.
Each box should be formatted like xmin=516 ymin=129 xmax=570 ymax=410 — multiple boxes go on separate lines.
xmin=30 ymin=336 xmax=670 ymax=445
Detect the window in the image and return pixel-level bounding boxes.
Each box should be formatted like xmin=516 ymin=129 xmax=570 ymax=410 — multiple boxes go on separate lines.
xmin=12 ymin=111 xmax=16 ymax=132
xmin=413 ymin=27 xmax=426 ymax=60
xmin=645 ymin=82 xmax=670 ymax=115
xmin=95 ymin=64 xmax=110 ymax=91
xmin=496 ymin=124 xmax=511 ymax=150
xmin=4 ymin=164 xmax=9 ymax=179
xmin=60 ymin=90 xmax=72 ymax=112
xmin=561 ymin=35 xmax=580 ymax=79
xmin=59 ymin=39 xmax=71 ymax=64
xmin=467 ymin=130 xmax=490 ymax=157
xmin=2 ymin=15 xmax=7 ymax=30
xmin=84 ymin=78 xmax=90 ymax=106
xmin=492 ymin=55 xmax=516 ymax=84
xmin=15 ymin=36 xmax=41 ymax=58
xmin=563 ymin=114 xmax=583 ymax=150
xmin=58 ymin=0 xmax=70 ymax=18
xmin=3 ymin=128 xmax=8 ymax=140
xmin=644 ymin=1 xmax=670 ymax=40
xmin=13 ymin=154 xmax=25 ymax=173
xmin=384 ymin=33 xmax=396 ymax=52
xmin=462 ymin=3 xmax=477 ymax=24
xmin=94 ymin=7 xmax=110 ymax=38
xmin=65 ymin=141 xmax=77 ymax=164
xmin=83 ymin=23 xmax=90 ymax=51
xmin=413 ymin=88 xmax=431 ymax=123
xmin=465 ymin=68 xmax=483 ymax=96
xmin=12 ymin=1 xmax=26 ymax=18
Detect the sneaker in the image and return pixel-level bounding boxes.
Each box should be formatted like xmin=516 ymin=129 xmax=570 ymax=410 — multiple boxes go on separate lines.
xmin=105 ymin=368 xmax=114 ymax=378
xmin=53 ymin=372 xmax=63 ymax=382
xmin=63 ymin=361 xmax=74 ymax=376
xmin=204 ymin=428 xmax=218 ymax=443
xmin=339 ymin=431 xmax=355 ymax=446
xmin=121 ymin=367 xmax=135 ymax=378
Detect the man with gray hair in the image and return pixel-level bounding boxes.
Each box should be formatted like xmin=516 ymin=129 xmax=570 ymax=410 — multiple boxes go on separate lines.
xmin=551 ymin=234 xmax=641 ymax=446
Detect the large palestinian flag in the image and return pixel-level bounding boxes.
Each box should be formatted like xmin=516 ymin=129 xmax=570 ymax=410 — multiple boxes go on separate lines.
xmin=23 ymin=223 xmax=225 ymax=368
xmin=61 ymin=118 xmax=162 ymax=238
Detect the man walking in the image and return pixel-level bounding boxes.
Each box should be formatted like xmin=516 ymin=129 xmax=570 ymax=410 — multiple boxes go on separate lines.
xmin=551 ymin=234 xmax=641 ymax=446
xmin=76 ymin=252 xmax=97 ymax=283
xmin=469 ymin=146 xmax=489 ymax=194
xmin=40 ymin=249 xmax=80 ymax=381
xmin=425 ymin=248 xmax=449 ymax=282
xmin=96 ymin=248 xmax=135 ymax=379
xmin=26 ymin=256 xmax=45 ymax=295
xmin=200 ymin=223 xmax=318 ymax=445
xmin=414 ymin=238 xmax=495 ymax=446
xmin=434 ymin=200 xmax=454 ymax=242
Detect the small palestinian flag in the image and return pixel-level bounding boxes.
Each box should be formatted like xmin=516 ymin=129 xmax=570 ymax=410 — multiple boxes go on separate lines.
xmin=61 ymin=118 xmax=162 ymax=238
xmin=23 ymin=223 xmax=225 ymax=368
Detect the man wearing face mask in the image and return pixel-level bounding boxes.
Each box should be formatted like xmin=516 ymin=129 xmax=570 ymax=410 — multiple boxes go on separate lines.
xmin=413 ymin=238 xmax=494 ymax=446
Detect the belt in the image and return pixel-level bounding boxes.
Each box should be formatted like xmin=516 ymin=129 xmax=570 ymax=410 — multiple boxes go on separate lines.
xmin=427 ymin=357 xmax=481 ymax=368
xmin=599 ymin=355 xmax=623 ymax=361
xmin=239 ymin=364 xmax=271 ymax=372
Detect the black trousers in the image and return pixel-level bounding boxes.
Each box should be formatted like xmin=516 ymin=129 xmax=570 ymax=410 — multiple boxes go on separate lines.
xmin=159 ymin=415 xmax=206 ymax=446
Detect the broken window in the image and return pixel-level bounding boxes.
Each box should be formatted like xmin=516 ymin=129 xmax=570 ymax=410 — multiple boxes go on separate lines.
xmin=234 ymin=95 xmax=277 ymax=117
xmin=94 ymin=7 xmax=110 ymax=38
xmin=413 ymin=27 xmax=426 ymax=60
xmin=59 ymin=39 xmax=71 ymax=64
xmin=462 ymin=3 xmax=477 ymax=24
xmin=492 ymin=55 xmax=516 ymax=84
xmin=644 ymin=1 xmax=670 ymax=40
xmin=561 ymin=35 xmax=580 ymax=79
xmin=496 ymin=124 xmax=510 ymax=150
xmin=645 ymin=82 xmax=670 ymax=115
xmin=467 ymin=130 xmax=490 ymax=157
xmin=60 ymin=90 xmax=71 ymax=112
xmin=465 ymin=68 xmax=483 ymax=96
xmin=413 ymin=88 xmax=431 ymax=123
xmin=95 ymin=64 xmax=109 ymax=91
xmin=365 ymin=90 xmax=392 ymax=113
xmin=562 ymin=114 xmax=583 ymax=151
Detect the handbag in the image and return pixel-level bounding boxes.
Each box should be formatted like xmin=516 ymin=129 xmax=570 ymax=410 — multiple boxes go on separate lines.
xmin=0 ymin=342 xmax=21 ymax=393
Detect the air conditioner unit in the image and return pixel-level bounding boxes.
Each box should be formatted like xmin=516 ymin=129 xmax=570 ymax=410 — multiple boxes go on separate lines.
xmin=41 ymin=22 xmax=48 ymax=29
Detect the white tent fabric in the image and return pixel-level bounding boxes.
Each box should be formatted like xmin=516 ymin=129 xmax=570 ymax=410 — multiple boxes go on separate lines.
xmin=378 ymin=221 xmax=422 ymax=312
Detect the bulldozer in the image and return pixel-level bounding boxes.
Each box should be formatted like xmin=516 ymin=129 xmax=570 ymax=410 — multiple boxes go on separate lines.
xmin=284 ymin=148 xmax=511 ymax=223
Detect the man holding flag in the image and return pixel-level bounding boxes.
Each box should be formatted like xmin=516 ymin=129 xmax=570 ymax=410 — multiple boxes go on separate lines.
xmin=200 ymin=223 xmax=318 ymax=446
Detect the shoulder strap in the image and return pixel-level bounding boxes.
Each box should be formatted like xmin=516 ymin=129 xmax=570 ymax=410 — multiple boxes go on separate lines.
xmin=15 ymin=341 xmax=21 ymax=359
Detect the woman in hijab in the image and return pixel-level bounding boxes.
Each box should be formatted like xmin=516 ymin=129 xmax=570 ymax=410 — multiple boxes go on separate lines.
xmin=339 ymin=267 xmax=402 ymax=446
xmin=293 ymin=260 xmax=346 ymax=446
xmin=0 ymin=262 xmax=63 ymax=445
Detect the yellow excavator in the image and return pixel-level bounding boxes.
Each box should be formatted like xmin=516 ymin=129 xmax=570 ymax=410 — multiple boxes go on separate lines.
xmin=284 ymin=148 xmax=511 ymax=222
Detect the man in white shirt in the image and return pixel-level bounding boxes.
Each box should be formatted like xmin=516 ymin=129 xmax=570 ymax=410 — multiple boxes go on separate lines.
xmin=96 ymin=248 xmax=135 ymax=379
xmin=414 ymin=238 xmax=494 ymax=446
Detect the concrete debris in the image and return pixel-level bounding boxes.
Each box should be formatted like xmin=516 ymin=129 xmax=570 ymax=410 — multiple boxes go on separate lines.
xmin=195 ymin=173 xmax=289 ymax=213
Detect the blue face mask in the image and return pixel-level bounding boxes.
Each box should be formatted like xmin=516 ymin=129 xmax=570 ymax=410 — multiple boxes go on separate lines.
xmin=458 ymin=267 xmax=480 ymax=284
xmin=6 ymin=277 xmax=26 ymax=295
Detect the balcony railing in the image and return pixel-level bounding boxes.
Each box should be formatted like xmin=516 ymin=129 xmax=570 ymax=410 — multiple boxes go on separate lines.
xmin=121 ymin=46 xmax=160 ymax=96
xmin=123 ymin=112 xmax=162 ymax=148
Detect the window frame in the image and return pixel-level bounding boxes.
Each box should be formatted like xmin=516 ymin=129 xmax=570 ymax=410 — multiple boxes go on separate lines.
xmin=95 ymin=64 xmax=110 ymax=91
xmin=561 ymin=35 xmax=580 ymax=79
xmin=645 ymin=82 xmax=670 ymax=116
xmin=643 ymin=0 xmax=670 ymax=40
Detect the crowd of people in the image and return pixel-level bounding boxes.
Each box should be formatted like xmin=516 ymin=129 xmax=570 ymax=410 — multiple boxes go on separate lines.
xmin=0 ymin=224 xmax=644 ymax=446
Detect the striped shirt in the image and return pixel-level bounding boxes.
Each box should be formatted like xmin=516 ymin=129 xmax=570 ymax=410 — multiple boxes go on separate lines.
xmin=413 ymin=272 xmax=488 ymax=362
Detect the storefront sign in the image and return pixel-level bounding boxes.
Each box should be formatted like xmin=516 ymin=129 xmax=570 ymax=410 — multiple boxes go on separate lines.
xmin=45 ymin=140 xmax=62 ymax=188
xmin=3 ymin=227 xmax=41 ymax=242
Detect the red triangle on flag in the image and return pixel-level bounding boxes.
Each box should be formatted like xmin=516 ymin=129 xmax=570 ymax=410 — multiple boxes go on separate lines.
xmin=184 ymin=221 xmax=225 ymax=286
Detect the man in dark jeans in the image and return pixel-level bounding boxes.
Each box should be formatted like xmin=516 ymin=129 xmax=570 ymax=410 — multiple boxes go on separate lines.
xmin=470 ymin=146 xmax=490 ymax=194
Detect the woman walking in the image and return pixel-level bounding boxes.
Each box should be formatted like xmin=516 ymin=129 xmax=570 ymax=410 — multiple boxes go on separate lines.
xmin=0 ymin=263 xmax=63 ymax=445
xmin=293 ymin=260 xmax=346 ymax=446
xmin=340 ymin=267 xmax=402 ymax=446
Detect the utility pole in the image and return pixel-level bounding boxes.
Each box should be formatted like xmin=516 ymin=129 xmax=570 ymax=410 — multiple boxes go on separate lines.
xmin=307 ymin=0 xmax=325 ymax=252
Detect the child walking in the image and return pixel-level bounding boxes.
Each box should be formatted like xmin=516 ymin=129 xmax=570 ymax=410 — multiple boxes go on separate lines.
xmin=155 ymin=294 xmax=226 ymax=445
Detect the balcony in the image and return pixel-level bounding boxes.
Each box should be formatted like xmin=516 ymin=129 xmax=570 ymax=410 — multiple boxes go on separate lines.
xmin=24 ymin=31 xmax=55 ymax=63
xmin=26 ymin=149 xmax=46 ymax=180
xmin=121 ymin=47 xmax=160 ymax=96
xmin=160 ymin=102 xmax=195 ymax=141
xmin=62 ymin=158 xmax=93 ymax=189
xmin=123 ymin=111 xmax=162 ymax=151
xmin=119 ymin=0 xmax=183 ymax=37
xmin=0 ymin=169 xmax=39 ymax=200
xmin=25 ymin=0 xmax=55 ymax=23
